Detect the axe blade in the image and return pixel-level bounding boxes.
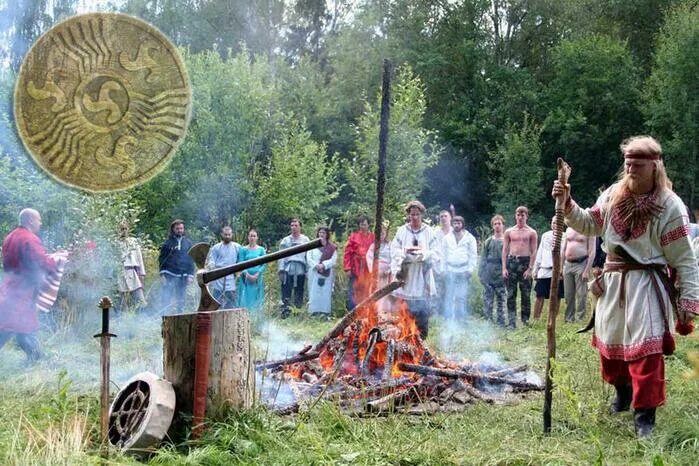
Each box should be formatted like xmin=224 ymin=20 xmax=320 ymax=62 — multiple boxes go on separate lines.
xmin=188 ymin=242 xmax=210 ymax=270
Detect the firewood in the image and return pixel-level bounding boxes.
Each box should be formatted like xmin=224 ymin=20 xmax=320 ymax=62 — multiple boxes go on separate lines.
xmin=255 ymin=351 xmax=320 ymax=371
xmin=312 ymin=280 xmax=403 ymax=352
xmin=398 ymin=363 xmax=543 ymax=392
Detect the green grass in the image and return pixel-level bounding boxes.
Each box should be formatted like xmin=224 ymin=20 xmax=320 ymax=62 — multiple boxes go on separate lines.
xmin=0 ymin=308 xmax=697 ymax=465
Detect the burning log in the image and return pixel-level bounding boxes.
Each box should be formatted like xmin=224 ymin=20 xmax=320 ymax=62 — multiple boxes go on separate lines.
xmin=382 ymin=339 xmax=395 ymax=380
xmin=397 ymin=363 xmax=544 ymax=392
xmin=312 ymin=280 xmax=403 ymax=352
xmin=255 ymin=351 xmax=321 ymax=371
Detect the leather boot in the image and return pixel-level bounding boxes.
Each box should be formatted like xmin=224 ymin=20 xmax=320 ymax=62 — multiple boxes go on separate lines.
xmin=609 ymin=384 xmax=632 ymax=414
xmin=634 ymin=408 xmax=656 ymax=438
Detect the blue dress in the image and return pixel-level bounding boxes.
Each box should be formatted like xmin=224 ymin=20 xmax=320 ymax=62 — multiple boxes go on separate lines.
xmin=237 ymin=245 xmax=266 ymax=312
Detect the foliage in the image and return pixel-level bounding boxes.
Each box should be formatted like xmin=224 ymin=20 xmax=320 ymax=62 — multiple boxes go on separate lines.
xmin=488 ymin=116 xmax=545 ymax=224
xmin=345 ymin=65 xmax=441 ymax=228
xmin=644 ymin=1 xmax=699 ymax=208
xmin=542 ymin=34 xmax=642 ymax=207
xmin=251 ymin=117 xmax=340 ymax=241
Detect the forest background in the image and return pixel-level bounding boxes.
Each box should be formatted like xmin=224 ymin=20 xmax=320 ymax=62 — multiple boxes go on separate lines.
xmin=0 ymin=0 xmax=698 ymax=312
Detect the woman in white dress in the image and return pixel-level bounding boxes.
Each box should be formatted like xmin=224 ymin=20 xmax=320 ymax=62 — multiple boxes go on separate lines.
xmin=307 ymin=227 xmax=337 ymax=316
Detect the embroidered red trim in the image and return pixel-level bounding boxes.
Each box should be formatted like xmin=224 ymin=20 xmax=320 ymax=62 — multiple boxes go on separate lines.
xmin=610 ymin=190 xmax=660 ymax=241
xmin=679 ymin=298 xmax=699 ymax=315
xmin=660 ymin=224 xmax=689 ymax=247
xmin=589 ymin=205 xmax=604 ymax=227
xmin=592 ymin=335 xmax=664 ymax=360
xmin=564 ymin=199 xmax=576 ymax=215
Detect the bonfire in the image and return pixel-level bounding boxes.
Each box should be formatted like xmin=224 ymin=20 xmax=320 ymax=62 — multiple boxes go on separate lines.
xmin=257 ymin=282 xmax=544 ymax=415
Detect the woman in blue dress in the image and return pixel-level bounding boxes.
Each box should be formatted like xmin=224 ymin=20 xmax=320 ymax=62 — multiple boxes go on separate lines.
xmin=237 ymin=229 xmax=266 ymax=312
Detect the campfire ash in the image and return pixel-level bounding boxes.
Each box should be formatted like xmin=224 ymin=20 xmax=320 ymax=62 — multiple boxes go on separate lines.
xmin=256 ymin=282 xmax=543 ymax=415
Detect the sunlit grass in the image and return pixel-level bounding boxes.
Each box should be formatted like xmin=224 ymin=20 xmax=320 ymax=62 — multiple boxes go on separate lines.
xmin=0 ymin=302 xmax=697 ymax=464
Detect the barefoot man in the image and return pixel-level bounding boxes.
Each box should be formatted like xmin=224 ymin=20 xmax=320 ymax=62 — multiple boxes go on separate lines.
xmin=502 ymin=206 xmax=538 ymax=328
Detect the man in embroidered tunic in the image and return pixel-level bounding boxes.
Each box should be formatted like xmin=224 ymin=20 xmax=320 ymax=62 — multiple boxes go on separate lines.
xmin=391 ymin=200 xmax=441 ymax=338
xmin=553 ymin=135 xmax=699 ymax=437
xmin=206 ymin=226 xmax=240 ymax=309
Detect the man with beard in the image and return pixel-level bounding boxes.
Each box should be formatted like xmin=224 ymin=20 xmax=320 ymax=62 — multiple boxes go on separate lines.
xmin=390 ymin=200 xmax=441 ymax=338
xmin=0 ymin=209 xmax=67 ymax=362
xmin=553 ymin=135 xmax=698 ymax=437
xmin=158 ymin=219 xmax=195 ymax=314
xmin=206 ymin=225 xmax=240 ymax=309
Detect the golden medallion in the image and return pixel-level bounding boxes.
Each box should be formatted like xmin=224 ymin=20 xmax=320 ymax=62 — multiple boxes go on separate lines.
xmin=14 ymin=13 xmax=191 ymax=191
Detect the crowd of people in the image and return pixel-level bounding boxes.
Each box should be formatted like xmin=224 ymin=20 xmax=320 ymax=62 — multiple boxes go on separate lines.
xmin=1 ymin=135 xmax=698 ymax=439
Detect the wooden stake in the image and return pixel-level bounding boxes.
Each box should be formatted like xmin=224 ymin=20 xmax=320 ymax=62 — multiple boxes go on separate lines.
xmin=543 ymin=158 xmax=571 ymax=434
xmin=371 ymin=59 xmax=392 ymax=292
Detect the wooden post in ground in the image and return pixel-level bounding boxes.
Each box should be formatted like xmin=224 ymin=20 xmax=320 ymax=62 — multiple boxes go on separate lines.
xmin=543 ymin=158 xmax=571 ymax=434
xmin=163 ymin=308 xmax=254 ymax=422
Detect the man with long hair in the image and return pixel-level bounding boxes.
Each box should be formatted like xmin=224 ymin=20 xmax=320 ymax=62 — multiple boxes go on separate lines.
xmin=553 ymin=135 xmax=698 ymax=438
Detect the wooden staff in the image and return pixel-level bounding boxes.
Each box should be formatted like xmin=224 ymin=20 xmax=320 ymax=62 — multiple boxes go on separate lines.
xmin=543 ymin=158 xmax=571 ymax=434
xmin=371 ymin=59 xmax=392 ymax=292
xmin=94 ymin=296 xmax=116 ymax=457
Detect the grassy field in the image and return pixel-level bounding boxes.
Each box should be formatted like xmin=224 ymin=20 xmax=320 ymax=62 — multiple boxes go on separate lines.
xmin=0 ymin=307 xmax=698 ymax=465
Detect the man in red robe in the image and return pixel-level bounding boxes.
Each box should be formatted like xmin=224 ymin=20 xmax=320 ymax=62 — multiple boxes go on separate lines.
xmin=0 ymin=209 xmax=63 ymax=362
xmin=343 ymin=214 xmax=375 ymax=310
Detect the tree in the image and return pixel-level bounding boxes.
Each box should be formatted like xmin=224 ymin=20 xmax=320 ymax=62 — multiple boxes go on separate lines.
xmin=644 ymin=1 xmax=699 ymax=208
xmin=542 ymin=34 xmax=642 ymax=207
xmin=250 ymin=117 xmax=340 ymax=241
xmin=345 ymin=66 xmax=441 ymax=226
xmin=488 ymin=116 xmax=544 ymax=223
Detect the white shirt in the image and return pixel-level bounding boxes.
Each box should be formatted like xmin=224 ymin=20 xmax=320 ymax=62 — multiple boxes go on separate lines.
xmin=443 ymin=230 xmax=477 ymax=274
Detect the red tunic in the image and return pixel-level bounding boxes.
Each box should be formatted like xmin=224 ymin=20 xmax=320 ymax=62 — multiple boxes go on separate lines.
xmin=0 ymin=227 xmax=57 ymax=333
xmin=343 ymin=231 xmax=375 ymax=278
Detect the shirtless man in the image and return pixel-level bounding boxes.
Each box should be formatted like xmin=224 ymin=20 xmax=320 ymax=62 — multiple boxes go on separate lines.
xmin=561 ymin=227 xmax=595 ymax=322
xmin=502 ymin=206 xmax=538 ymax=328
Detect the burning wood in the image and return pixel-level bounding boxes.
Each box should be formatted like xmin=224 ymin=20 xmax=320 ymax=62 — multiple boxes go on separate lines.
xmin=257 ymin=279 xmax=543 ymax=416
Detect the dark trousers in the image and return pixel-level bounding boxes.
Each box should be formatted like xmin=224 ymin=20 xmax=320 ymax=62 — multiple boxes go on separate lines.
xmin=405 ymin=299 xmax=429 ymax=339
xmin=161 ymin=275 xmax=188 ymax=314
xmin=483 ymin=283 xmax=506 ymax=326
xmin=0 ymin=332 xmax=41 ymax=361
xmin=281 ymin=273 xmax=306 ymax=316
xmin=506 ymin=256 xmax=532 ymax=327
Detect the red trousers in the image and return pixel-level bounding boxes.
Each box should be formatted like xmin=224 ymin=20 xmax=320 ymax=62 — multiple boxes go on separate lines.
xmin=600 ymin=353 xmax=665 ymax=409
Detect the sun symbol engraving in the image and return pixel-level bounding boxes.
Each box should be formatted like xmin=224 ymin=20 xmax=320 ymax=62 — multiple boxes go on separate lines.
xmin=15 ymin=13 xmax=191 ymax=191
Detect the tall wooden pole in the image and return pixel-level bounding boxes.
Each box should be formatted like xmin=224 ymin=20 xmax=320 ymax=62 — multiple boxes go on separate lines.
xmin=371 ymin=59 xmax=392 ymax=292
xmin=543 ymin=158 xmax=571 ymax=434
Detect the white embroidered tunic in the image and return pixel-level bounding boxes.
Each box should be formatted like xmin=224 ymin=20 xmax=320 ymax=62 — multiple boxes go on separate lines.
xmin=390 ymin=224 xmax=441 ymax=300
xmin=566 ymin=184 xmax=699 ymax=360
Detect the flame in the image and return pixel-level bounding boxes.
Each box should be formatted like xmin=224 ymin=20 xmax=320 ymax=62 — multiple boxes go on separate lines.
xmin=315 ymin=296 xmax=426 ymax=380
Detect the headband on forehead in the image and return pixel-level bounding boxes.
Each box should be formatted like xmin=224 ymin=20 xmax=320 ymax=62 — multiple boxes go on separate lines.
xmin=624 ymin=150 xmax=661 ymax=161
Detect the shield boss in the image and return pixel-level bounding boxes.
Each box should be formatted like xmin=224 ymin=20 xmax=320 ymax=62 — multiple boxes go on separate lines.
xmin=14 ymin=13 xmax=191 ymax=192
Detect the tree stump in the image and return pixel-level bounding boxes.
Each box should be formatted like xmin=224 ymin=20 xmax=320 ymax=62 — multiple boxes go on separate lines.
xmin=162 ymin=308 xmax=254 ymax=419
